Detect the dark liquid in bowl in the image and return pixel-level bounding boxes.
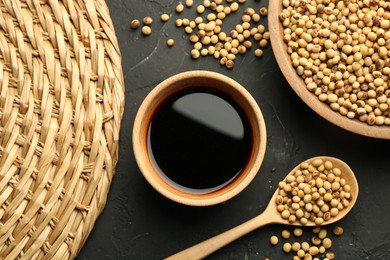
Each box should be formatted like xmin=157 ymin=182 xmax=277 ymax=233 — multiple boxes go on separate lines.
xmin=148 ymin=88 xmax=253 ymax=193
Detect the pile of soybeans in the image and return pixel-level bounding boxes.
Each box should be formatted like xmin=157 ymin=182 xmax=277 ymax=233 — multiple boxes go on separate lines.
xmin=280 ymin=0 xmax=390 ymax=126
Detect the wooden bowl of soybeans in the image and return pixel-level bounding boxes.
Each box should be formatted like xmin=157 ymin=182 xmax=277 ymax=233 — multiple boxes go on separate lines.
xmin=268 ymin=0 xmax=390 ymax=139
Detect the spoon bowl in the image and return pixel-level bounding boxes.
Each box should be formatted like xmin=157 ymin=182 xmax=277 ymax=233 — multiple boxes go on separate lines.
xmin=166 ymin=156 xmax=358 ymax=260
xmin=267 ymin=156 xmax=358 ymax=227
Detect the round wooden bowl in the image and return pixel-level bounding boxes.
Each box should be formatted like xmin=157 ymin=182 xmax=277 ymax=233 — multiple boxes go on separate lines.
xmin=268 ymin=1 xmax=390 ymax=139
xmin=133 ymin=71 xmax=267 ymax=206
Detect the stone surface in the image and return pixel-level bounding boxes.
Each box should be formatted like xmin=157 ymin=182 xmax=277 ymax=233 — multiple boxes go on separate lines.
xmin=78 ymin=1 xmax=390 ymax=259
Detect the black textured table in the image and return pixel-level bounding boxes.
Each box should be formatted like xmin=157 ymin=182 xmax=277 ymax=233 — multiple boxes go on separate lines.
xmin=78 ymin=1 xmax=390 ymax=259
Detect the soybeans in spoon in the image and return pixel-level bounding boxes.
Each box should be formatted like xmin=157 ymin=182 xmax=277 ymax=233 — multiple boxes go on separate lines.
xmin=166 ymin=156 xmax=359 ymax=260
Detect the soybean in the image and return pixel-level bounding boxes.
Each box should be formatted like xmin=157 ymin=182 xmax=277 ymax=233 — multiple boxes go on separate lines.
xmin=281 ymin=230 xmax=291 ymax=239
xmin=166 ymin=39 xmax=175 ymax=47
xmin=130 ymin=19 xmax=140 ymax=29
xmin=143 ymin=16 xmax=153 ymax=25
xmin=270 ymin=235 xmax=279 ymax=245
xmin=176 ymin=4 xmax=184 ymax=13
xmin=161 ymin=14 xmax=170 ymax=22
xmin=293 ymin=228 xmax=303 ymax=237
xmin=141 ymin=26 xmax=152 ymax=36
xmin=333 ymin=226 xmax=344 ymax=236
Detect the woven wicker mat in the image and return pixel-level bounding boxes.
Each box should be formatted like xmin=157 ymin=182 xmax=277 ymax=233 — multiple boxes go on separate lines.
xmin=0 ymin=0 xmax=125 ymax=259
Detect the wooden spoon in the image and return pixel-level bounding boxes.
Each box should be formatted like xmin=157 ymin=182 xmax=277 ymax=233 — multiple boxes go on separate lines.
xmin=166 ymin=156 xmax=359 ymax=260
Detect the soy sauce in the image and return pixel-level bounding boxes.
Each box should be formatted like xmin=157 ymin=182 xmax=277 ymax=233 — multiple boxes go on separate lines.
xmin=148 ymin=88 xmax=253 ymax=193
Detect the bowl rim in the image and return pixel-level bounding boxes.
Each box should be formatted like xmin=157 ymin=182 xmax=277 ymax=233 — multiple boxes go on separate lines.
xmin=132 ymin=70 xmax=267 ymax=206
xmin=268 ymin=1 xmax=390 ymax=140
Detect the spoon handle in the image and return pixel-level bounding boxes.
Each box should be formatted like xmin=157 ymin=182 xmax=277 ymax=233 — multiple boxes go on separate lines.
xmin=165 ymin=210 xmax=274 ymax=260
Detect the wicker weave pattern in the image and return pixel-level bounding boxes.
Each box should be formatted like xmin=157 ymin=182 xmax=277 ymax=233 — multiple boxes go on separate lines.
xmin=0 ymin=0 xmax=124 ymax=259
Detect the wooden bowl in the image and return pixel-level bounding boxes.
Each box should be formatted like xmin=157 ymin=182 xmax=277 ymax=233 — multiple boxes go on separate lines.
xmin=268 ymin=1 xmax=390 ymax=139
xmin=133 ymin=71 xmax=267 ymax=206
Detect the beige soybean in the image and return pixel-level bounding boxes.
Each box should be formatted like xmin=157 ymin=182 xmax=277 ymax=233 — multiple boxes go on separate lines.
xmin=143 ymin=16 xmax=153 ymax=25
xmin=283 ymin=242 xmax=292 ymax=253
xmin=161 ymin=14 xmax=170 ymax=22
xmin=238 ymin=45 xmax=247 ymax=54
xmin=185 ymin=26 xmax=193 ymax=34
xmin=293 ymin=228 xmax=303 ymax=237
xmin=226 ymin=60 xmax=234 ymax=69
xmin=260 ymin=7 xmax=268 ymax=16
xmin=130 ymin=19 xmax=140 ymax=29
xmin=326 ymin=252 xmax=336 ymax=259
xmin=311 ymin=236 xmax=321 ymax=246
xmin=197 ymin=5 xmax=205 ymax=14
xmin=220 ymin=57 xmax=227 ymax=65
xmin=176 ymin=4 xmax=184 ymax=13
xmin=318 ymin=229 xmax=327 ymax=239
xmin=175 ymin=19 xmax=183 ymax=27
xmin=200 ymin=48 xmax=208 ymax=56
xmin=281 ymin=230 xmax=291 ymax=239
xmin=191 ymin=49 xmax=200 ymax=59
xmin=185 ymin=0 xmax=193 ymax=7
xmin=333 ymin=226 xmax=344 ymax=236
xmin=301 ymin=241 xmax=310 ymax=251
xmin=312 ymin=226 xmax=321 ymax=234
xmin=255 ymin=49 xmax=263 ymax=57
xmin=252 ymin=13 xmax=261 ymax=22
xmin=244 ymin=7 xmax=255 ymax=16
xmin=182 ymin=19 xmax=190 ymax=27
xmin=291 ymin=242 xmax=301 ymax=252
xmin=259 ymin=39 xmax=268 ymax=47
xmin=308 ymin=246 xmax=319 ymax=256
xmin=230 ymin=2 xmax=239 ymax=12
xmin=203 ymin=0 xmax=211 ymax=7
xmin=166 ymin=39 xmax=175 ymax=47
xmin=270 ymin=235 xmax=279 ymax=245
xmin=141 ymin=26 xmax=152 ymax=36
xmin=323 ymin=238 xmax=332 ymax=249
